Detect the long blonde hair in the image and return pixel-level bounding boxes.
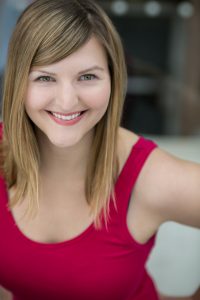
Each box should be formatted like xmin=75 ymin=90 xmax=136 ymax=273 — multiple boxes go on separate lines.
xmin=0 ymin=0 xmax=127 ymax=229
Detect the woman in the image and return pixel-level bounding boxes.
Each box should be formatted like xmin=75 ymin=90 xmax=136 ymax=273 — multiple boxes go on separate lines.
xmin=0 ymin=0 xmax=199 ymax=299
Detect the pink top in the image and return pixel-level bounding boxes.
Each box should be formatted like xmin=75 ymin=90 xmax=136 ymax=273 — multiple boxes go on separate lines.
xmin=0 ymin=123 xmax=159 ymax=300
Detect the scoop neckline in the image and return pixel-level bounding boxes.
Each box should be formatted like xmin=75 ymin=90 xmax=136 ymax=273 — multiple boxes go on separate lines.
xmin=5 ymin=189 xmax=96 ymax=248
xmin=3 ymin=136 xmax=143 ymax=248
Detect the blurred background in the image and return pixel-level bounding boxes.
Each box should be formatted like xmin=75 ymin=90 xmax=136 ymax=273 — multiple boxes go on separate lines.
xmin=0 ymin=0 xmax=200 ymax=297
xmin=98 ymin=0 xmax=200 ymax=137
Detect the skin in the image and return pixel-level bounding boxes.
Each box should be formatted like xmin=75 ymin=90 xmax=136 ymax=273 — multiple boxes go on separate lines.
xmin=26 ymin=37 xmax=111 ymax=149
xmin=4 ymin=36 xmax=200 ymax=298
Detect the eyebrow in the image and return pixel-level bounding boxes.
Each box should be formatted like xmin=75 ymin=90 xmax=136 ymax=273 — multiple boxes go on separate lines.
xmin=30 ymin=70 xmax=56 ymax=76
xmin=77 ymin=66 xmax=105 ymax=75
xmin=30 ymin=65 xmax=105 ymax=76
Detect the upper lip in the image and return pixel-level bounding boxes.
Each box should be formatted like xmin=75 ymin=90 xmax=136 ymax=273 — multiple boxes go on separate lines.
xmin=48 ymin=110 xmax=85 ymax=116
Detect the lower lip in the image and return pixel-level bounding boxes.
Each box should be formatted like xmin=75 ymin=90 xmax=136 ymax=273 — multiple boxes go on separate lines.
xmin=47 ymin=111 xmax=86 ymax=126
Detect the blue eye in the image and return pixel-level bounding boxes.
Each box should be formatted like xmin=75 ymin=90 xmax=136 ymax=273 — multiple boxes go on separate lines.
xmin=36 ymin=76 xmax=54 ymax=82
xmin=80 ymin=74 xmax=96 ymax=81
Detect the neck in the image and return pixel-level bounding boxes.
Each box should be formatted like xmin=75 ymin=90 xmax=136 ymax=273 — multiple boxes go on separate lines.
xmin=36 ymin=129 xmax=94 ymax=205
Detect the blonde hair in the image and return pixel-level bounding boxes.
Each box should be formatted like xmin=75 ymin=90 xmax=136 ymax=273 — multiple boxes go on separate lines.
xmin=0 ymin=0 xmax=127 ymax=229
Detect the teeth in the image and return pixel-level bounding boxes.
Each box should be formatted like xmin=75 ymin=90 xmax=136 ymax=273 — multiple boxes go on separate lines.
xmin=51 ymin=112 xmax=81 ymax=121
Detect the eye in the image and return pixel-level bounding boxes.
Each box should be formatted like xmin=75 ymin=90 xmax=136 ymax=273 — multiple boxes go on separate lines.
xmin=79 ymin=74 xmax=97 ymax=81
xmin=36 ymin=76 xmax=54 ymax=82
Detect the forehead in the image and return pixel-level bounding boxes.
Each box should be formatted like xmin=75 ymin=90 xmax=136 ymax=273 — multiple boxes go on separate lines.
xmin=66 ymin=36 xmax=107 ymax=62
xmin=32 ymin=36 xmax=108 ymax=73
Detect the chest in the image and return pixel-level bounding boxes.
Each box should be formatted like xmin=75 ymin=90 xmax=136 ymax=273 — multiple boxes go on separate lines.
xmin=9 ymin=189 xmax=157 ymax=246
xmin=0 ymin=182 xmax=156 ymax=299
xmin=10 ymin=195 xmax=95 ymax=243
xmin=0 ymin=209 xmax=151 ymax=300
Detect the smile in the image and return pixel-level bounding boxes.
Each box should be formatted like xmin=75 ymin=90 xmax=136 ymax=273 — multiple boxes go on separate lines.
xmin=51 ymin=112 xmax=81 ymax=121
xmin=47 ymin=110 xmax=86 ymax=126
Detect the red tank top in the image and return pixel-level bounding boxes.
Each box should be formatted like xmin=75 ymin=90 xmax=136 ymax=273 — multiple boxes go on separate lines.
xmin=0 ymin=123 xmax=159 ymax=300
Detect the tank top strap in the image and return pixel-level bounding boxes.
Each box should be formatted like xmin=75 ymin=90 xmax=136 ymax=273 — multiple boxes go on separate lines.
xmin=114 ymin=136 xmax=158 ymax=218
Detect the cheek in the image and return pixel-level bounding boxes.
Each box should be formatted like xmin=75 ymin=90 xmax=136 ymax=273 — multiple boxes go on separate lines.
xmin=25 ymin=86 xmax=52 ymax=112
xmin=84 ymin=83 xmax=111 ymax=110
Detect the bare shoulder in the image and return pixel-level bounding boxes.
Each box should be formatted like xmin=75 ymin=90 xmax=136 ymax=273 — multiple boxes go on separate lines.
xmin=118 ymin=127 xmax=200 ymax=228
xmin=132 ymin=142 xmax=200 ymax=228
xmin=117 ymin=127 xmax=139 ymax=173
xmin=117 ymin=129 xmax=200 ymax=242
xmin=118 ymin=126 xmax=139 ymax=150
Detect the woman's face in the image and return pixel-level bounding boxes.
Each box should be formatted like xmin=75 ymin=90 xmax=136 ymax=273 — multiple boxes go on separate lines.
xmin=25 ymin=36 xmax=111 ymax=149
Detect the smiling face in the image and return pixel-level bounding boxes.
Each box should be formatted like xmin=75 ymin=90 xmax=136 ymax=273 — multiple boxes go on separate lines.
xmin=25 ymin=36 xmax=111 ymax=150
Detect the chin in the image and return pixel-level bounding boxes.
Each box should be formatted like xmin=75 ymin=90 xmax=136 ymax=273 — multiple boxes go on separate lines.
xmin=47 ymin=134 xmax=82 ymax=149
xmin=49 ymin=139 xmax=78 ymax=149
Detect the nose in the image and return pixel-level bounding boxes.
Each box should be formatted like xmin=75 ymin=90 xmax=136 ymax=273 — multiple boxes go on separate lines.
xmin=56 ymin=81 xmax=79 ymax=111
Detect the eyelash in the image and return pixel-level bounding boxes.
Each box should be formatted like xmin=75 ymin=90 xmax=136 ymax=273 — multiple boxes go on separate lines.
xmin=35 ymin=74 xmax=97 ymax=82
xmin=36 ymin=76 xmax=54 ymax=82
xmin=79 ymin=74 xmax=97 ymax=81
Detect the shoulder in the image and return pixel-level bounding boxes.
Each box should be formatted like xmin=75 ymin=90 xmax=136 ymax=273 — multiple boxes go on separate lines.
xmin=118 ymin=129 xmax=200 ymax=241
xmin=117 ymin=127 xmax=139 ymax=151
xmin=117 ymin=127 xmax=139 ymax=174
xmin=130 ymin=142 xmax=200 ymax=228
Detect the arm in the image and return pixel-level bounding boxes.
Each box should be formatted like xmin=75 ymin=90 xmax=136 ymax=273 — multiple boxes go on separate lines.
xmin=158 ymin=294 xmax=193 ymax=300
xmin=158 ymin=286 xmax=200 ymax=300
xmin=135 ymin=148 xmax=200 ymax=300
xmin=140 ymin=148 xmax=200 ymax=229
xmin=0 ymin=287 xmax=12 ymax=300
xmin=193 ymin=286 xmax=200 ymax=300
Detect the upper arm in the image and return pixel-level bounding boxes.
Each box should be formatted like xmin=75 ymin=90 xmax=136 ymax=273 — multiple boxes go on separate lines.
xmin=0 ymin=286 xmax=12 ymax=300
xmin=137 ymin=148 xmax=200 ymax=229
